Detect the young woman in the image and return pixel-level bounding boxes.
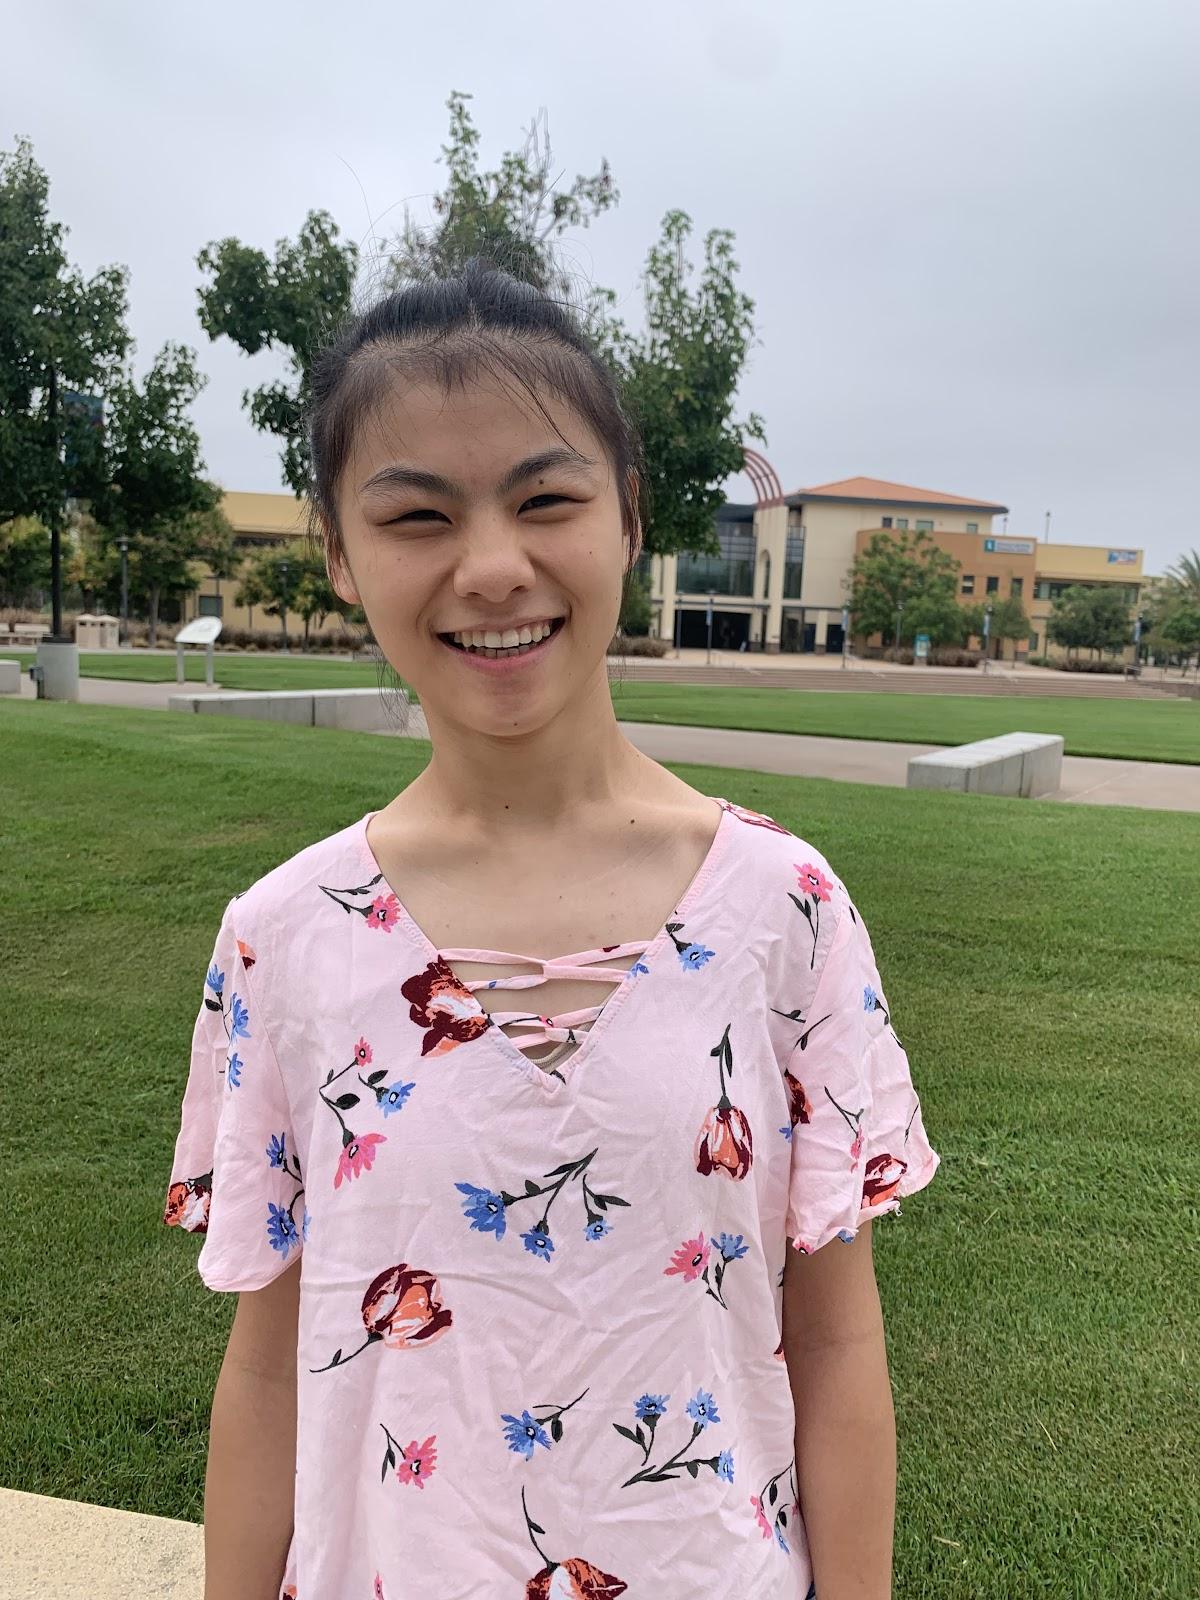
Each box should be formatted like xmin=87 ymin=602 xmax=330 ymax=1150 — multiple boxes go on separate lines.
xmin=164 ymin=264 xmax=940 ymax=1600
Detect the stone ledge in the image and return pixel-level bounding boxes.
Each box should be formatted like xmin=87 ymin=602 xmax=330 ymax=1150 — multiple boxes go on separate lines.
xmin=0 ymin=1487 xmax=203 ymax=1599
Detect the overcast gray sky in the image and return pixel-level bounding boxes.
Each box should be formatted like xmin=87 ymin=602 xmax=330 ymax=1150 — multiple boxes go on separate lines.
xmin=8 ymin=0 xmax=1198 ymax=573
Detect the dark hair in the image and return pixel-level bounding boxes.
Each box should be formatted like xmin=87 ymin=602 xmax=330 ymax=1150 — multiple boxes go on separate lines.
xmin=306 ymin=262 xmax=646 ymax=573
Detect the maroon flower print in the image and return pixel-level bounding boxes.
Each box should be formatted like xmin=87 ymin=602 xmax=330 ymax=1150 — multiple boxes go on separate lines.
xmin=862 ymin=1151 xmax=908 ymax=1210
xmin=694 ymin=1023 xmax=753 ymax=1181
xmin=521 ymin=1487 xmax=627 ymax=1599
xmin=162 ymin=1172 xmax=212 ymax=1234
xmin=311 ymin=1262 xmax=452 ymax=1372
xmin=235 ymin=936 xmax=257 ymax=970
xmin=789 ymin=860 xmax=833 ymax=968
xmin=401 ymin=957 xmax=493 ymax=1058
xmin=783 ymin=1068 xmax=812 ymax=1130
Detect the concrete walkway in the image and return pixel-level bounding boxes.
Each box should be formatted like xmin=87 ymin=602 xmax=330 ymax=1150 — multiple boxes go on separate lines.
xmin=0 ymin=1487 xmax=202 ymax=1599
xmin=9 ymin=671 xmax=1200 ymax=812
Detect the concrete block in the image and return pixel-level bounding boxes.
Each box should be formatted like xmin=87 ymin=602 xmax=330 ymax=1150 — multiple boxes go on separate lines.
xmin=0 ymin=658 xmax=19 ymax=694
xmin=908 ymin=731 xmax=1063 ymax=798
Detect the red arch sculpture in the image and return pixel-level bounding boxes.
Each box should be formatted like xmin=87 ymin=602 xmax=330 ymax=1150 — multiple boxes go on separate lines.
xmin=740 ymin=448 xmax=785 ymax=508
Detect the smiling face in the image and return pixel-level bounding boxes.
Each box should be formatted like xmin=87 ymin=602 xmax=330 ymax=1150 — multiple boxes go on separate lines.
xmin=326 ymin=365 xmax=632 ymax=737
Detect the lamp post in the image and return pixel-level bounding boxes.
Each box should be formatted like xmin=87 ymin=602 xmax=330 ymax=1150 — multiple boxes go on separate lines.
xmin=841 ymin=604 xmax=850 ymax=671
xmin=893 ymin=597 xmax=905 ymax=657
xmin=279 ymin=559 xmax=290 ymax=655
xmin=982 ymin=603 xmax=993 ymax=674
xmin=117 ymin=534 xmax=129 ymax=646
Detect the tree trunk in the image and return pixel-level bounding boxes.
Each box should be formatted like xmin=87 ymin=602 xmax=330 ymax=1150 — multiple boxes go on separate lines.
xmin=279 ymin=607 xmax=288 ymax=650
xmin=303 ymin=613 xmax=311 ymax=652
xmin=148 ymin=584 xmax=160 ymax=649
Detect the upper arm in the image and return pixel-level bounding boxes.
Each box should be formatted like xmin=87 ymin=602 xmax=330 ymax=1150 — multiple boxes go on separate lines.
xmin=782 ymin=1217 xmax=883 ymax=1353
xmin=223 ymin=1251 xmax=302 ymax=1385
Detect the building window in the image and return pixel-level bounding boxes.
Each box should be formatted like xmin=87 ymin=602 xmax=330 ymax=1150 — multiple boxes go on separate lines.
xmin=881 ymin=517 xmax=893 ymax=528
xmin=915 ymin=519 xmax=933 ymax=531
xmin=676 ymin=519 xmax=757 ymax=597
xmin=966 ymin=522 xmax=978 ymax=533
xmin=198 ymin=593 xmax=223 ymax=618
xmin=1029 ymin=632 xmax=1039 ymax=652
xmin=961 ymin=574 xmax=975 ymax=595
xmin=896 ymin=518 xmax=909 ymax=529
xmin=986 ymin=575 xmax=999 ymax=594
xmin=1010 ymin=576 xmax=1023 ymax=598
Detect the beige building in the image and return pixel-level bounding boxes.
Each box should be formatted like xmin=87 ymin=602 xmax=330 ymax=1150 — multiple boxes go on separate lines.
xmin=1028 ymin=542 xmax=1145 ymax=662
xmin=643 ymin=476 xmax=1008 ymax=653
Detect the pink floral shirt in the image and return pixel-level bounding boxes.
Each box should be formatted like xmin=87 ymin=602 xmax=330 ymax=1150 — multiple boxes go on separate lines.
xmin=163 ymin=796 xmax=940 ymax=1599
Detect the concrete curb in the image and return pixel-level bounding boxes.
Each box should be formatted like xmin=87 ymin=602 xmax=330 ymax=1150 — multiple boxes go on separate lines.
xmin=0 ymin=1487 xmax=203 ymax=1599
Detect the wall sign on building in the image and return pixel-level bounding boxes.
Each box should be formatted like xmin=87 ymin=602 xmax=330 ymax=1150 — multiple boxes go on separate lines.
xmin=983 ymin=537 xmax=1035 ymax=554
xmin=1106 ymin=550 xmax=1138 ymax=564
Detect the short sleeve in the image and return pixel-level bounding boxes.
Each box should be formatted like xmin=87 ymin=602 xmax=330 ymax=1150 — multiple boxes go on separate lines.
xmin=162 ymin=896 xmax=306 ymax=1291
xmin=783 ymin=887 xmax=940 ymax=1255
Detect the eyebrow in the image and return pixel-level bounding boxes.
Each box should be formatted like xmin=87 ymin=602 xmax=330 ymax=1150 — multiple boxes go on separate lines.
xmin=358 ymin=447 xmax=597 ymax=499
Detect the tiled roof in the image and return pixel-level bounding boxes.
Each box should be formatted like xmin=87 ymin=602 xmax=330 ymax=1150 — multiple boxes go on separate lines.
xmin=788 ymin=476 xmax=1008 ymax=511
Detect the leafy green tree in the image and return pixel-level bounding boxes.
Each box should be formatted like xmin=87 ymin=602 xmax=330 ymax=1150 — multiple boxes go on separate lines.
xmin=291 ymin=557 xmax=358 ymax=647
xmin=91 ymin=344 xmax=219 ymax=645
xmin=234 ymin=545 xmax=333 ymax=648
xmin=617 ymin=568 xmax=653 ymax=637
xmin=600 ymin=210 xmax=765 ymax=560
xmin=1047 ymin=584 xmax=1131 ymax=660
xmin=0 ymin=138 xmax=129 ymax=636
xmin=197 ymin=211 xmax=358 ymax=495
xmin=848 ymin=529 xmax=961 ymax=646
xmin=392 ymin=91 xmax=617 ymax=296
xmin=0 ymin=516 xmax=52 ymax=609
xmin=1158 ymin=601 xmax=1200 ymax=672
xmin=966 ymin=594 xmax=1031 ymax=658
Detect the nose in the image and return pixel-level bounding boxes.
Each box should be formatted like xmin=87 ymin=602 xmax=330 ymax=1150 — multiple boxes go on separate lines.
xmin=451 ymin=510 xmax=539 ymax=599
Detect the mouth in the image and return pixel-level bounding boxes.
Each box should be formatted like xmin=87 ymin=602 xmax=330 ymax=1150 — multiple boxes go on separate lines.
xmin=437 ymin=615 xmax=567 ymax=670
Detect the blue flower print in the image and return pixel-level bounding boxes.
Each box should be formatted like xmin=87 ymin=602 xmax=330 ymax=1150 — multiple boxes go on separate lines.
xmin=678 ymin=942 xmax=715 ymax=973
xmin=266 ymin=1202 xmax=298 ymax=1258
xmin=837 ymin=1229 xmax=856 ymax=1243
xmin=455 ymin=1183 xmax=507 ymax=1238
xmin=226 ymin=1052 xmax=243 ymax=1090
xmin=502 ymin=1410 xmax=551 ymax=1459
xmin=628 ymin=959 xmax=650 ymax=976
xmin=686 ymin=1390 xmax=720 ymax=1429
xmin=863 ymin=984 xmax=878 ymax=1012
xmin=380 ymin=1080 xmax=415 ymax=1117
xmin=716 ymin=1233 xmax=748 ymax=1263
xmin=779 ymin=1123 xmax=793 ymax=1142
xmin=266 ymin=1132 xmax=287 ymax=1169
xmin=521 ymin=1226 xmax=554 ymax=1262
xmin=206 ymin=962 xmax=224 ymax=999
xmin=301 ymin=1208 xmax=311 ymax=1242
xmin=717 ymin=1449 xmax=735 ymax=1483
xmin=229 ymin=992 xmax=250 ymax=1042
xmin=634 ymin=1393 xmax=669 ymax=1421
xmin=776 ymin=1523 xmax=791 ymax=1554
xmin=584 ymin=1217 xmax=610 ymax=1242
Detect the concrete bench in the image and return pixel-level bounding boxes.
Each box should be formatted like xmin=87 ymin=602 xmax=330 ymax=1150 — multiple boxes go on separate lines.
xmin=0 ymin=658 xmax=20 ymax=693
xmin=168 ymin=687 xmax=414 ymax=735
xmin=907 ymin=731 xmax=1064 ymax=798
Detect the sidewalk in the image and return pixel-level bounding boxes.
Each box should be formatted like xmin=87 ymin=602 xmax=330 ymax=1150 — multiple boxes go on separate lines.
xmin=0 ymin=1487 xmax=202 ymax=1600
xmin=10 ymin=672 xmax=1200 ymax=812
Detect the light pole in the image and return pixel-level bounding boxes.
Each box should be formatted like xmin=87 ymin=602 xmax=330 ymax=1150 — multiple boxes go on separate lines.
xmin=982 ymin=603 xmax=993 ymax=673
xmin=841 ymin=604 xmax=850 ymax=671
xmin=279 ymin=559 xmax=290 ymax=655
xmin=117 ymin=534 xmax=129 ymax=646
xmin=893 ymin=597 xmax=905 ymax=657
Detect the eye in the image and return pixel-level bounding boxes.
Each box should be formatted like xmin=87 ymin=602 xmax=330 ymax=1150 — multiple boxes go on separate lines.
xmin=387 ymin=508 xmax=451 ymax=525
xmin=519 ymin=493 xmax=572 ymax=513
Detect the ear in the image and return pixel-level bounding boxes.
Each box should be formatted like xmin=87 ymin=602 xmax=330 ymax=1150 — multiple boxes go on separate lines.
xmin=325 ymin=540 xmax=360 ymax=606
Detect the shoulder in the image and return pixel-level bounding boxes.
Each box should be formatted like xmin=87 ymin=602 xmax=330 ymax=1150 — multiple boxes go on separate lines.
xmin=225 ymin=812 xmax=368 ymax=939
xmin=717 ymin=797 xmax=848 ymax=903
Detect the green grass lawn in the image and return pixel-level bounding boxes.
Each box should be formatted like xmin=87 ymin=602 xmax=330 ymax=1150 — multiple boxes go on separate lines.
xmin=4 ymin=648 xmax=1197 ymax=762
xmin=1 ymin=697 xmax=1197 ymax=1596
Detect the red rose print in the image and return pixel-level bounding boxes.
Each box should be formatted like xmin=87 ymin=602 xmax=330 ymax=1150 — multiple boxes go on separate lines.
xmin=525 ymin=1558 xmax=628 ymax=1599
xmin=695 ymin=1103 xmax=754 ymax=1181
xmin=235 ymin=936 xmax=257 ymax=970
xmin=401 ymin=958 xmax=493 ymax=1057
xmin=163 ymin=1173 xmax=212 ymax=1233
xmin=363 ymin=1263 xmax=453 ymax=1349
xmin=862 ymin=1152 xmax=908 ymax=1209
xmin=722 ymin=800 xmax=791 ymax=835
xmin=783 ymin=1068 xmax=812 ymax=1128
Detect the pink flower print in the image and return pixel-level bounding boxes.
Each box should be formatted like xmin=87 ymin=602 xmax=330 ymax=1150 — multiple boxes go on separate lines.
xmin=850 ymin=1125 xmax=864 ymax=1168
xmin=355 ymin=1036 xmax=373 ymax=1066
xmin=396 ymin=1434 xmax=438 ymax=1489
xmin=374 ymin=1578 xmax=385 ymax=1600
xmin=750 ymin=1494 xmax=773 ymax=1539
xmin=367 ymin=893 xmax=400 ymax=932
xmin=795 ymin=862 xmax=832 ymax=902
xmin=335 ymin=1131 xmax=387 ymax=1189
xmin=664 ymin=1233 xmax=710 ymax=1283
xmin=791 ymin=1237 xmax=817 ymax=1255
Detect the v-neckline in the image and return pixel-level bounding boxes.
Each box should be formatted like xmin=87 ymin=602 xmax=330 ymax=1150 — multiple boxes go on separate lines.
xmin=357 ymin=795 xmax=734 ymax=1096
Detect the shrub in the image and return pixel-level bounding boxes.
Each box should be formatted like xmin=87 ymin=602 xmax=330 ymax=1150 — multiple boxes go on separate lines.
xmin=608 ymin=631 xmax=670 ymax=658
xmin=928 ymin=647 xmax=984 ymax=668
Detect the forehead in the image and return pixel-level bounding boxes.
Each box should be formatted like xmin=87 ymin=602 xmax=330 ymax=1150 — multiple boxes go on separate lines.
xmin=341 ymin=363 xmax=609 ymax=496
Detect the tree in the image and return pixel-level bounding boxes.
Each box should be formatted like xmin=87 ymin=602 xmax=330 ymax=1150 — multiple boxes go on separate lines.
xmin=1046 ymin=585 xmax=1131 ymax=660
xmin=969 ymin=594 xmax=1031 ymax=659
xmin=0 ymin=138 xmax=129 ymax=636
xmin=291 ymin=557 xmax=358 ymax=647
xmin=848 ymin=529 xmax=961 ymax=646
xmin=392 ymin=91 xmax=617 ymax=296
xmin=0 ymin=516 xmax=52 ymax=609
xmin=618 ymin=568 xmax=653 ymax=637
xmin=197 ymin=211 xmax=358 ymax=496
xmin=91 ymin=344 xmax=219 ymax=645
xmin=601 ymin=211 xmax=765 ymax=559
xmin=1158 ymin=600 xmax=1200 ymax=674
xmin=234 ymin=545 xmax=329 ymax=649
xmin=1165 ymin=547 xmax=1200 ymax=602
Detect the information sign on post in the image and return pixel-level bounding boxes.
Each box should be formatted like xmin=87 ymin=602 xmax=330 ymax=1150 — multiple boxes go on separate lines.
xmin=914 ymin=631 xmax=930 ymax=663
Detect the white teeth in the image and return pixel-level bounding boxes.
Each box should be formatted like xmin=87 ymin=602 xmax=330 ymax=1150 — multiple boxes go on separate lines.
xmin=452 ymin=619 xmax=558 ymax=650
